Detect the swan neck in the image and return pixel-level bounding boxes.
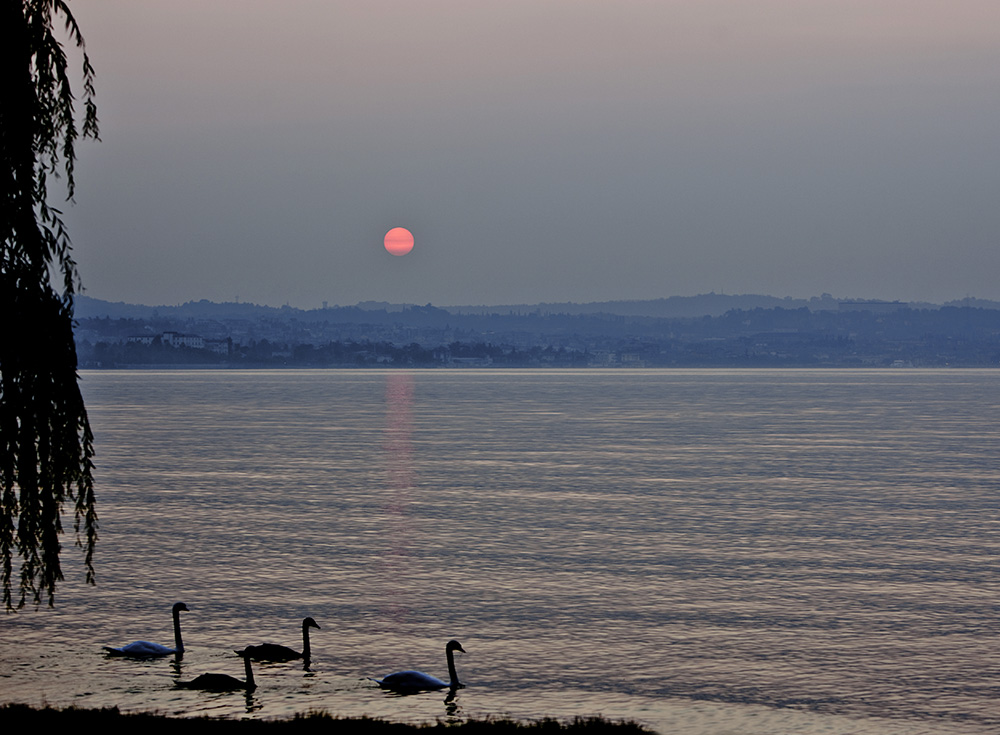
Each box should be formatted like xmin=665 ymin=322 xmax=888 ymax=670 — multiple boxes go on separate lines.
xmin=172 ymin=607 xmax=184 ymax=653
xmin=301 ymin=622 xmax=311 ymax=660
xmin=446 ymin=647 xmax=460 ymax=687
xmin=244 ymin=655 xmax=256 ymax=689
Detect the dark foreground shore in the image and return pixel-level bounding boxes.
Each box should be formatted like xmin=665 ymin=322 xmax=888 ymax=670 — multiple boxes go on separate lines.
xmin=0 ymin=705 xmax=653 ymax=735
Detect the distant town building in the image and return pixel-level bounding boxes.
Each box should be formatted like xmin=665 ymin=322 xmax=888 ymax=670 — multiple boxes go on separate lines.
xmin=127 ymin=331 xmax=211 ymax=349
xmin=162 ymin=331 xmax=205 ymax=349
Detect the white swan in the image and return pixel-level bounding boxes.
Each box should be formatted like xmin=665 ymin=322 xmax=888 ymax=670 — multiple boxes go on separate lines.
xmin=176 ymin=649 xmax=256 ymax=692
xmin=238 ymin=616 xmax=320 ymax=662
xmin=371 ymin=639 xmax=466 ymax=692
xmin=103 ymin=602 xmax=188 ymax=657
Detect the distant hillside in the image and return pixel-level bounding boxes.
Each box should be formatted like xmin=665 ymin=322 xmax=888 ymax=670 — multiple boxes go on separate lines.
xmin=449 ymin=293 xmax=836 ymax=318
xmin=943 ymin=297 xmax=1000 ymax=310
xmin=74 ymin=296 xmax=288 ymax=320
xmin=73 ymin=294 xmax=1000 ymax=368
xmin=77 ymin=292 xmax=967 ymax=321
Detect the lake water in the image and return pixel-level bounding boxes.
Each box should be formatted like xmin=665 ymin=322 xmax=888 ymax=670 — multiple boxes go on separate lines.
xmin=2 ymin=369 xmax=999 ymax=734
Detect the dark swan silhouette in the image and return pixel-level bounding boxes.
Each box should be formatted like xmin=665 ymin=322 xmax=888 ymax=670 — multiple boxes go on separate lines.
xmin=103 ymin=602 xmax=188 ymax=657
xmin=237 ymin=616 xmax=320 ymax=662
xmin=371 ymin=639 xmax=466 ymax=692
xmin=176 ymin=649 xmax=256 ymax=692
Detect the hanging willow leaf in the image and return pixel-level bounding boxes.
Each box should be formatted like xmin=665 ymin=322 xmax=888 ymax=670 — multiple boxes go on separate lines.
xmin=2 ymin=0 xmax=100 ymax=609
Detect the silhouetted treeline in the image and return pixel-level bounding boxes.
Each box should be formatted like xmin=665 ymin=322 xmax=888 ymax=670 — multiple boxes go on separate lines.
xmin=78 ymin=338 xmax=591 ymax=368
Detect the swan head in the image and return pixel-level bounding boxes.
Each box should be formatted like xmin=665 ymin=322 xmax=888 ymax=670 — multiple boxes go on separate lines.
xmin=173 ymin=602 xmax=189 ymax=614
xmin=446 ymin=640 xmax=465 ymax=654
xmin=303 ymin=617 xmax=320 ymax=630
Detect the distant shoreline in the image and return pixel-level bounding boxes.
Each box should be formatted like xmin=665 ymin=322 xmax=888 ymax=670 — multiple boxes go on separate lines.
xmin=75 ymin=364 xmax=993 ymax=370
xmin=74 ymin=294 xmax=1000 ymax=369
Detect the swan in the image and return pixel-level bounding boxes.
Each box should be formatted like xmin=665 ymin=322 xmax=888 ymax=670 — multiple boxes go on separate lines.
xmin=237 ymin=616 xmax=320 ymax=662
xmin=371 ymin=639 xmax=466 ymax=692
xmin=176 ymin=649 xmax=256 ymax=692
xmin=103 ymin=602 xmax=188 ymax=657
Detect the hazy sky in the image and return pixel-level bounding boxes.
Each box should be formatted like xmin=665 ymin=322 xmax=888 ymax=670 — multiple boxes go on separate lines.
xmin=63 ymin=0 xmax=1000 ymax=308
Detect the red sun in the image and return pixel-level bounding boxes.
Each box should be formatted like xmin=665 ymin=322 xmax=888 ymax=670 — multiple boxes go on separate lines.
xmin=384 ymin=227 xmax=414 ymax=256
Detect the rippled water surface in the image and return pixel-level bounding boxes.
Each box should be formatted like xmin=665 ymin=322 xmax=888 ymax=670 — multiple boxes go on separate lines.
xmin=2 ymin=369 xmax=999 ymax=733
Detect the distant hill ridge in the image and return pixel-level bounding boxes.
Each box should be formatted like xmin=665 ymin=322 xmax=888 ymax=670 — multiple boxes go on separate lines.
xmin=76 ymin=293 xmax=990 ymax=322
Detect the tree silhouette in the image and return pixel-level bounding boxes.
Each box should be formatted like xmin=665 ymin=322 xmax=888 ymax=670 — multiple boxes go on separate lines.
xmin=1 ymin=0 xmax=99 ymax=608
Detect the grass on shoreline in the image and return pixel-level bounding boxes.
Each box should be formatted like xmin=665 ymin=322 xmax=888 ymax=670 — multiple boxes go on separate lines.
xmin=0 ymin=704 xmax=654 ymax=735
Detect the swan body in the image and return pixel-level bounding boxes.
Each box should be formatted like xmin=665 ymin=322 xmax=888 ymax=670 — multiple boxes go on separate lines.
xmin=105 ymin=640 xmax=177 ymax=657
xmin=104 ymin=602 xmax=188 ymax=657
xmin=177 ymin=651 xmax=256 ymax=692
xmin=238 ymin=617 xmax=320 ymax=662
xmin=372 ymin=639 xmax=466 ymax=692
xmin=376 ymin=670 xmax=451 ymax=690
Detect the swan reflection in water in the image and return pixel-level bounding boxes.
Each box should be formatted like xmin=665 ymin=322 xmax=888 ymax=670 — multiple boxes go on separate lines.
xmin=103 ymin=602 xmax=188 ymax=658
xmin=371 ymin=639 xmax=466 ymax=694
xmin=238 ymin=616 xmax=320 ymax=667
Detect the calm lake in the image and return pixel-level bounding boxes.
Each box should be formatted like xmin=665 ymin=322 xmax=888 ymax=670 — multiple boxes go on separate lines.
xmin=2 ymin=369 xmax=999 ymax=734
